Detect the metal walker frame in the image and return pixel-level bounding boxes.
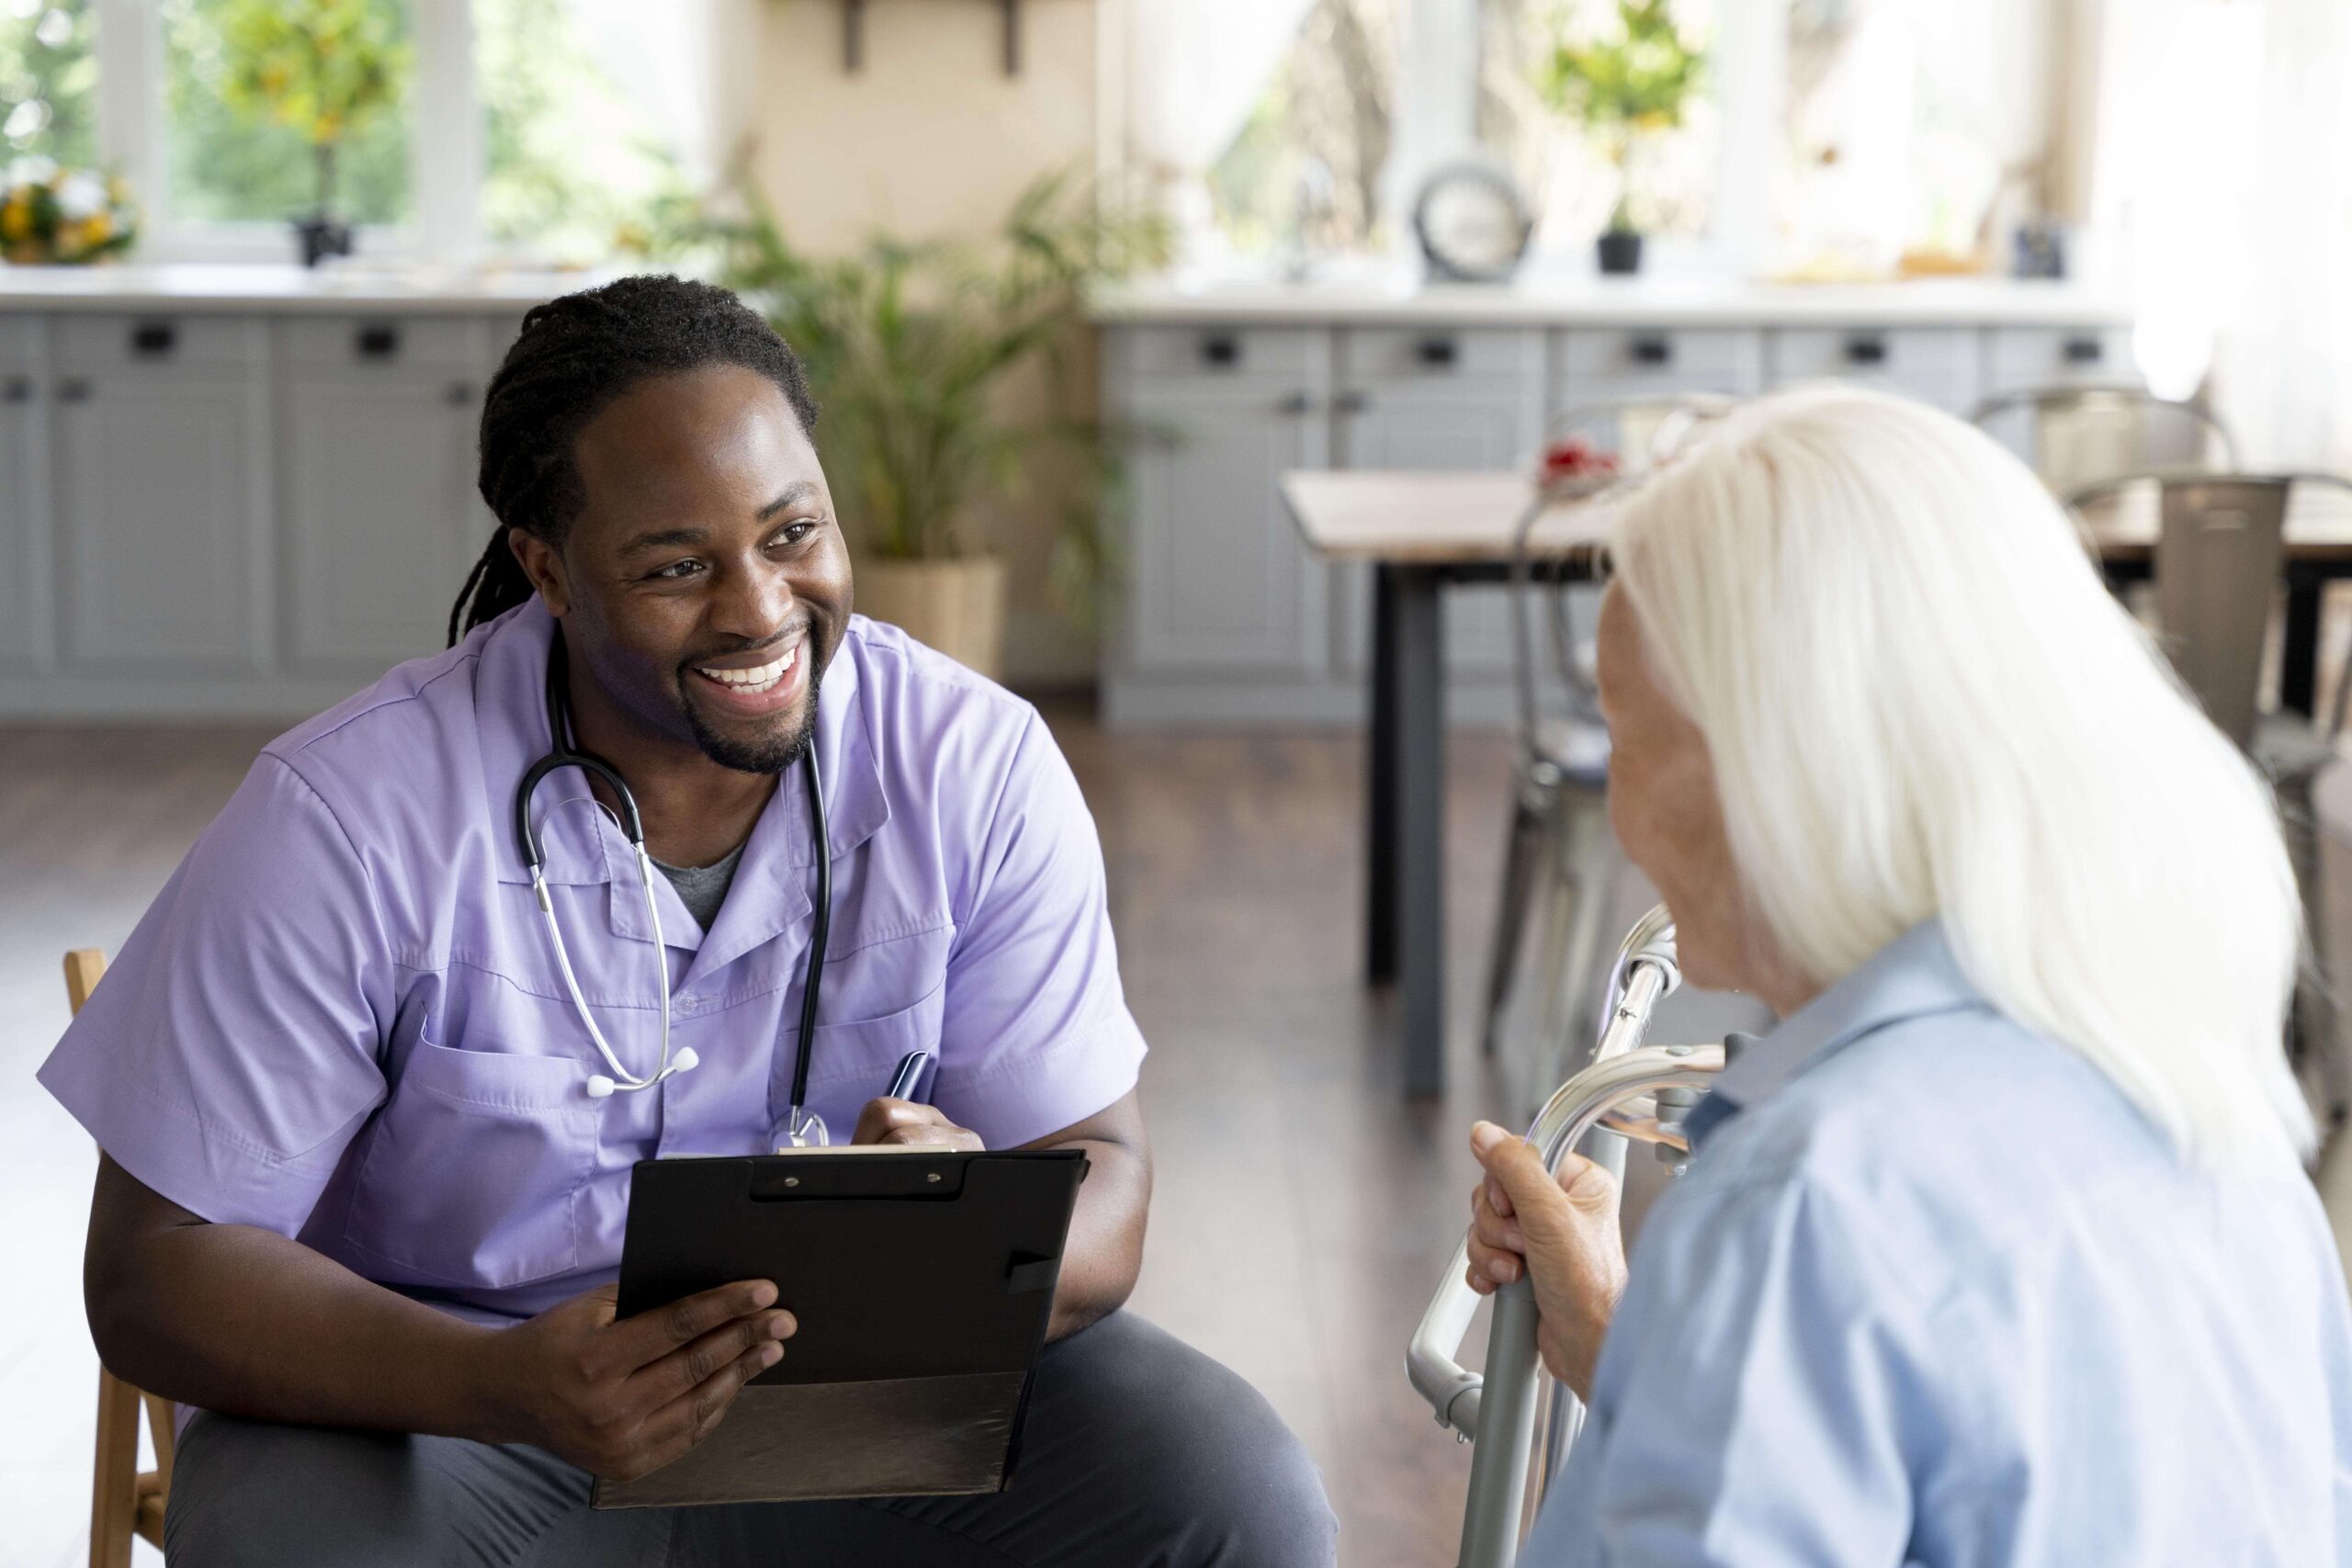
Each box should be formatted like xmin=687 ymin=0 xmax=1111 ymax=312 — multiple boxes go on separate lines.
xmin=1408 ymin=907 xmax=1724 ymax=1568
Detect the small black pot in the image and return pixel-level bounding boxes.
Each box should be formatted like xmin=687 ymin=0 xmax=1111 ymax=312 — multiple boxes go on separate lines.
xmin=295 ymin=215 xmax=354 ymax=268
xmin=1596 ymin=230 xmax=1644 ymax=276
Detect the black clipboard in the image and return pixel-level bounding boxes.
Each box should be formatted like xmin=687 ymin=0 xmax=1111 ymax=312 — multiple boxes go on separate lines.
xmin=591 ymin=1147 xmax=1089 ymax=1510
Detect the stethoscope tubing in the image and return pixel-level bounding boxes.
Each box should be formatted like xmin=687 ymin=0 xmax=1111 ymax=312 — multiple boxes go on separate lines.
xmin=517 ymin=630 xmax=832 ymax=1126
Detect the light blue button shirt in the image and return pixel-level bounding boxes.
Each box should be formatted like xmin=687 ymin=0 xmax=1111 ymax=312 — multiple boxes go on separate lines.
xmin=1521 ymin=921 xmax=2352 ymax=1565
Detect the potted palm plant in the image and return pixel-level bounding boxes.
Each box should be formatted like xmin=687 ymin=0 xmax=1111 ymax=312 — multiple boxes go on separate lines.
xmin=1538 ymin=0 xmax=1705 ymax=276
xmin=668 ymin=173 xmax=1163 ymax=678
xmin=215 ymin=0 xmax=410 ymax=266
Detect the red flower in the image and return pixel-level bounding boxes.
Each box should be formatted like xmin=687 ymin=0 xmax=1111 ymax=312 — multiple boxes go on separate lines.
xmin=1539 ymin=437 xmax=1621 ymax=483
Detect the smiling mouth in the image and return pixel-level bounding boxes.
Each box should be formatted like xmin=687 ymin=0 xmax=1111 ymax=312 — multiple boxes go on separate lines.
xmin=693 ymin=643 xmax=799 ymax=694
xmin=683 ymin=633 xmax=813 ymax=721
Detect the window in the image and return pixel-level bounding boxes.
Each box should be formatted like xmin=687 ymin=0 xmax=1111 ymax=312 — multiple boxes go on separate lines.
xmin=476 ymin=0 xmax=682 ymax=265
xmin=160 ymin=0 xmax=413 ymax=227
xmin=0 ymin=0 xmax=719 ymax=262
xmin=1120 ymin=0 xmax=2079 ymax=283
xmin=0 ymin=0 xmax=97 ymax=171
xmin=1205 ymin=0 xmax=1396 ymax=261
xmin=1779 ymin=0 xmax=2016 ymax=275
xmin=1479 ymin=0 xmax=1720 ymax=258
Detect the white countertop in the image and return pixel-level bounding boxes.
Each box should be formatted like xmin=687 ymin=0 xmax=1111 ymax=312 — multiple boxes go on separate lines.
xmin=1090 ymin=273 xmax=2135 ymax=328
xmin=0 ymin=262 xmax=2133 ymax=328
xmin=0 ymin=262 xmax=610 ymax=313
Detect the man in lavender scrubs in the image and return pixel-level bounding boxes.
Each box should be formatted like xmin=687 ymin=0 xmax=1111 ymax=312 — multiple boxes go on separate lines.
xmin=42 ymin=276 xmax=1334 ymax=1566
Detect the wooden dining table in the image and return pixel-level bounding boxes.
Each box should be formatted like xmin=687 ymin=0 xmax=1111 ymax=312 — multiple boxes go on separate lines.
xmin=1282 ymin=469 xmax=2352 ymax=1097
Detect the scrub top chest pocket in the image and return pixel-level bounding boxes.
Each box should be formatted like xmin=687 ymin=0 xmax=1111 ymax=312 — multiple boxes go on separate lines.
xmin=777 ymin=923 xmax=952 ymax=1140
xmin=344 ymin=1036 xmax=600 ymax=1290
xmin=793 ymin=983 xmax=945 ymax=1101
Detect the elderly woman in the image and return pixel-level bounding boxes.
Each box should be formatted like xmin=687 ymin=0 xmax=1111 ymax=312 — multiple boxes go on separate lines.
xmin=1466 ymin=384 xmax=2352 ymax=1562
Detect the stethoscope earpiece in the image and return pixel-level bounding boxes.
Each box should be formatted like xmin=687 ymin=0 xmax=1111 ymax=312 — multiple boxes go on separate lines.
xmin=586 ymin=1074 xmax=616 ymax=1100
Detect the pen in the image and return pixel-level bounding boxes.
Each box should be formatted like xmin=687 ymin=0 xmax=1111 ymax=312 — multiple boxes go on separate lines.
xmin=885 ymin=1050 xmax=934 ymax=1105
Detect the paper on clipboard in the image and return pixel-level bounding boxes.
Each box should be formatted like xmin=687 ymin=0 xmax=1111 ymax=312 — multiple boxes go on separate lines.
xmin=592 ymin=1371 xmax=1033 ymax=1507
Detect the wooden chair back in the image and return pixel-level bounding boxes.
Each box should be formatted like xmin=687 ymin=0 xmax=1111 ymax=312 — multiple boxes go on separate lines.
xmin=65 ymin=948 xmax=176 ymax=1566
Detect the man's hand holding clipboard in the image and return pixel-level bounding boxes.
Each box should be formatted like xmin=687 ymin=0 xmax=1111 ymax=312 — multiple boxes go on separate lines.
xmin=589 ymin=1047 xmax=1091 ymax=1510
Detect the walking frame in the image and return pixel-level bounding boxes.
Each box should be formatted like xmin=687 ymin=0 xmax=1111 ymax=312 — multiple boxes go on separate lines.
xmin=1409 ymin=907 xmax=1724 ymax=1568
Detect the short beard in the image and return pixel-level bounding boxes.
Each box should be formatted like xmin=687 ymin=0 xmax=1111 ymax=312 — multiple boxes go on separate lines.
xmin=681 ymin=665 xmax=822 ymax=774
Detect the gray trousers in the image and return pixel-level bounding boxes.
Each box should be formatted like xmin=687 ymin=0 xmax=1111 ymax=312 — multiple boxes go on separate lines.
xmin=164 ymin=1313 xmax=1337 ymax=1567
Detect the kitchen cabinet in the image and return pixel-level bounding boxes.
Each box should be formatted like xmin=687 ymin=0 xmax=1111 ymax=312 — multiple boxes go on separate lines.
xmin=280 ymin=318 xmax=492 ymax=677
xmin=1555 ymin=325 xmax=1766 ymax=409
xmin=0 ymin=286 xmax=551 ymax=719
xmin=1098 ymin=290 xmax=2137 ymax=726
xmin=52 ymin=315 xmax=273 ymax=673
xmin=0 ymin=317 xmax=45 ymax=672
xmin=1770 ymin=325 xmax=1983 ymax=414
xmin=0 ymin=277 xmax=2139 ymax=726
xmin=1125 ymin=382 xmax=1329 ymax=677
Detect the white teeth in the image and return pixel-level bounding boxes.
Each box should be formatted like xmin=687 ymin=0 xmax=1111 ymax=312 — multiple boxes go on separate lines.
xmin=697 ymin=645 xmax=797 ymax=693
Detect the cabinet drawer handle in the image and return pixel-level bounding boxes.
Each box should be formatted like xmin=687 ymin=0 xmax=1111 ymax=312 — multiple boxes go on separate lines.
xmin=1415 ymin=336 xmax=1458 ymax=368
xmin=356 ymin=324 xmax=401 ymax=360
xmin=1275 ymin=390 xmax=1316 ymax=416
xmin=1201 ymin=333 xmax=1241 ymax=369
xmin=56 ymin=378 xmax=91 ymax=403
xmin=2063 ymin=335 xmax=2104 ymax=365
xmin=1 ymin=374 xmax=30 ymax=403
xmin=1629 ymin=334 xmax=1672 ymax=367
xmin=1844 ymin=334 xmax=1889 ymax=366
xmin=130 ymin=321 xmax=176 ymax=358
xmin=1334 ymin=389 xmax=1370 ymax=415
xmin=446 ymin=380 xmax=475 ymax=407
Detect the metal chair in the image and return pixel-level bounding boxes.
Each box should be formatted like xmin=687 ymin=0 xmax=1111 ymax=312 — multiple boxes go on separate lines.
xmin=1481 ymin=396 xmax=1732 ymax=1118
xmin=1973 ymin=383 xmax=2238 ymax=498
xmin=2067 ymin=471 xmax=2352 ymax=1136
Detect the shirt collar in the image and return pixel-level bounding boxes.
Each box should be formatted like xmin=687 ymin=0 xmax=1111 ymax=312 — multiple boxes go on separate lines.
xmin=479 ymin=603 xmax=890 ymax=921
xmin=1682 ymin=919 xmax=1987 ymax=1150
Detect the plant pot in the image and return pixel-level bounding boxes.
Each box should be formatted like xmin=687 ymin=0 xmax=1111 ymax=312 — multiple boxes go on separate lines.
xmin=856 ymin=555 xmax=1007 ymax=680
xmin=295 ymin=215 xmax=354 ymax=268
xmin=1596 ymin=230 xmax=1644 ymax=276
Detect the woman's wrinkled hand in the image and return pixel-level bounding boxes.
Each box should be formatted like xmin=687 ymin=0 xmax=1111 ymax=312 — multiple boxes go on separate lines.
xmin=1464 ymin=1120 xmax=1627 ymax=1402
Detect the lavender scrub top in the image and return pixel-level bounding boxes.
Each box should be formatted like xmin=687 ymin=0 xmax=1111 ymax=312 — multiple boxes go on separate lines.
xmin=40 ymin=601 xmax=1147 ymax=1326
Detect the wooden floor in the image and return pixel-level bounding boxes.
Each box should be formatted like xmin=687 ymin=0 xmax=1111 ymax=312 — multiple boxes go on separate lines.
xmin=0 ymin=708 xmax=1610 ymax=1567
xmin=2 ymin=724 xmax=299 ymax=1567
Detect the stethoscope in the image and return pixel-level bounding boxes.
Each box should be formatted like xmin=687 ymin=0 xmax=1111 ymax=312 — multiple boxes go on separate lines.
xmin=514 ymin=630 xmax=835 ymax=1145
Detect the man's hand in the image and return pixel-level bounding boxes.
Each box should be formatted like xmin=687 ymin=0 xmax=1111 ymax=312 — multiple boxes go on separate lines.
xmin=476 ymin=1279 xmax=796 ymax=1482
xmin=853 ymin=1098 xmax=985 ymax=1150
xmin=1464 ymin=1120 xmax=1627 ymax=1403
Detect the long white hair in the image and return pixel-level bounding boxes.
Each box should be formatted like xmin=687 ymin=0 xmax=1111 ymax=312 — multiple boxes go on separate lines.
xmin=1608 ymin=383 xmax=2312 ymax=1162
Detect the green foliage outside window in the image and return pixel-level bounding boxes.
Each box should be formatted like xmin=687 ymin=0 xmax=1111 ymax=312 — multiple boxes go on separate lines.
xmin=1 ymin=2 xmax=98 ymax=173
xmin=476 ymin=0 xmax=676 ymax=263
xmin=163 ymin=0 xmax=411 ymax=224
xmin=1538 ymin=0 xmax=1705 ymax=231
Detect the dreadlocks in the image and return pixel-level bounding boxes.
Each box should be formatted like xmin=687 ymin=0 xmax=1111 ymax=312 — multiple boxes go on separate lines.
xmin=447 ymin=275 xmax=821 ymax=647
